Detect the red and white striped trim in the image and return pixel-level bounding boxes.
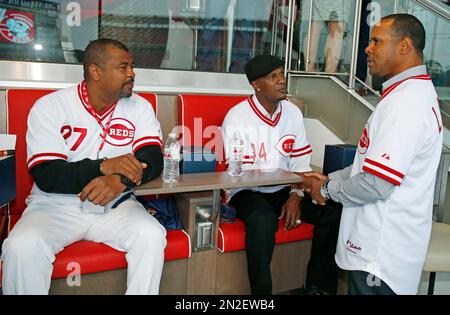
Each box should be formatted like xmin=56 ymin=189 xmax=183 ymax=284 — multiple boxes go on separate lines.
xmin=27 ymin=153 xmax=68 ymax=169
xmin=132 ymin=136 xmax=163 ymax=153
xmin=362 ymin=158 xmax=404 ymax=186
xmin=291 ymin=144 xmax=312 ymax=158
xmin=432 ymin=105 xmax=442 ymax=133
xmin=247 ymin=96 xmax=282 ymax=127
xmin=180 ymin=229 xmax=192 ymax=258
xmin=77 ymin=82 xmax=117 ymax=121
xmin=225 ymin=156 xmax=255 ymax=165
xmin=243 ymin=155 xmax=255 ymax=164
xmin=218 ymin=227 xmax=225 ymax=253
xmin=379 ymin=74 xmax=431 ymax=103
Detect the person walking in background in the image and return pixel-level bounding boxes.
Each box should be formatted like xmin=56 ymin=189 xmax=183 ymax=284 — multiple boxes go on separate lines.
xmin=301 ymin=0 xmax=348 ymax=72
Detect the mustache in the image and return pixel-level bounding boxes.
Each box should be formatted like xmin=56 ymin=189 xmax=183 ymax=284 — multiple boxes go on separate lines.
xmin=123 ymin=79 xmax=135 ymax=85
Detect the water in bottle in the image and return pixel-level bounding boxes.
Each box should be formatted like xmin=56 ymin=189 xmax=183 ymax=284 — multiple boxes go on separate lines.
xmin=163 ymin=133 xmax=181 ymax=183
xmin=227 ymin=131 xmax=244 ymax=177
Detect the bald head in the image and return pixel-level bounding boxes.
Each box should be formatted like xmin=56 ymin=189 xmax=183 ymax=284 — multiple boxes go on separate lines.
xmin=83 ymin=39 xmax=129 ymax=80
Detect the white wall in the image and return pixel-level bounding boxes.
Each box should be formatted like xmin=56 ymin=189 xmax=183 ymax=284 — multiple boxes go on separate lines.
xmin=304 ymin=118 xmax=344 ymax=169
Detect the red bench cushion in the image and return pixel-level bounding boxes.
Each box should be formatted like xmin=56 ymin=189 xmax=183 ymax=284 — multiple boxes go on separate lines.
xmin=51 ymin=229 xmax=190 ymax=279
xmin=8 ymin=215 xmax=190 ymax=280
xmin=218 ymin=218 xmax=314 ymax=253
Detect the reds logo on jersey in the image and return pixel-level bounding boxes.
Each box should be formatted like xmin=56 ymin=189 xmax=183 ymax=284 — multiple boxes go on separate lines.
xmin=275 ymin=134 xmax=296 ymax=157
xmin=106 ymin=118 xmax=135 ymax=146
xmin=358 ymin=125 xmax=370 ymax=154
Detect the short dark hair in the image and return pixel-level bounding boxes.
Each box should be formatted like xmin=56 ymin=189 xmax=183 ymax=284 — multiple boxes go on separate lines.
xmin=83 ymin=38 xmax=129 ymax=79
xmin=382 ymin=14 xmax=426 ymax=57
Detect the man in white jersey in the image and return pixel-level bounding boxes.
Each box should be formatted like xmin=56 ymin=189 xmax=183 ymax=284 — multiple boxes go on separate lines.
xmin=302 ymin=14 xmax=443 ymax=294
xmin=222 ymin=54 xmax=342 ymax=295
xmin=1 ymin=39 xmax=166 ymax=294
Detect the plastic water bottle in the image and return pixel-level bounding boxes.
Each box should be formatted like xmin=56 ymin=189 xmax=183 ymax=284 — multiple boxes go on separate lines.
xmin=227 ymin=131 xmax=244 ymax=177
xmin=163 ymin=133 xmax=181 ymax=183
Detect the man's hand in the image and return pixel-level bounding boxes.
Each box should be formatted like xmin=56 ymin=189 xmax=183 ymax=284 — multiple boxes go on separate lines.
xmin=300 ymin=171 xmax=328 ymax=192
xmin=309 ymin=178 xmax=328 ymax=206
xmin=301 ymin=172 xmax=329 ymax=206
xmin=279 ymin=193 xmax=301 ymax=230
xmin=79 ymin=175 xmax=126 ymax=206
xmin=100 ymin=153 xmax=147 ymax=184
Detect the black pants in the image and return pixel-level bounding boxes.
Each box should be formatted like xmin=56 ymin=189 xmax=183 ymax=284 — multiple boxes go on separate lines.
xmin=229 ymin=187 xmax=342 ymax=295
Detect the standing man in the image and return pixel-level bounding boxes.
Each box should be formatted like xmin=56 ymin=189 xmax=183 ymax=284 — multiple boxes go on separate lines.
xmin=1 ymin=39 xmax=166 ymax=294
xmin=303 ymin=14 xmax=443 ymax=294
xmin=222 ymin=54 xmax=342 ymax=295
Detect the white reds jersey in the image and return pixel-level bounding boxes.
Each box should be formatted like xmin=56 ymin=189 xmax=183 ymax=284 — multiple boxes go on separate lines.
xmin=26 ymin=81 xmax=162 ymax=197
xmin=335 ymin=68 xmax=443 ymax=294
xmin=222 ymin=95 xmax=312 ymax=200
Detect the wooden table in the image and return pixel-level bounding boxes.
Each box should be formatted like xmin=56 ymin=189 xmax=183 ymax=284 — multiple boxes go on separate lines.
xmin=135 ymin=168 xmax=301 ymax=196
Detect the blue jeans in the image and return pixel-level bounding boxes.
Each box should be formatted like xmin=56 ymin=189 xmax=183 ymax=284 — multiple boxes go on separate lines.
xmin=348 ymin=270 xmax=396 ymax=295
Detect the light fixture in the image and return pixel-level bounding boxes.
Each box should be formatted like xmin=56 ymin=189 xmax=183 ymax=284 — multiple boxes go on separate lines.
xmin=34 ymin=44 xmax=43 ymax=50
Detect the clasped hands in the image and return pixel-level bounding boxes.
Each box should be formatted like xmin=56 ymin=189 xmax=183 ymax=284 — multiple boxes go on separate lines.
xmin=79 ymin=154 xmax=147 ymax=206
xmin=300 ymin=172 xmax=329 ymax=206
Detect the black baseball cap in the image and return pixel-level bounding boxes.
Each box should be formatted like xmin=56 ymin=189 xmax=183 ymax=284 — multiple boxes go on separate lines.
xmin=244 ymin=54 xmax=284 ymax=83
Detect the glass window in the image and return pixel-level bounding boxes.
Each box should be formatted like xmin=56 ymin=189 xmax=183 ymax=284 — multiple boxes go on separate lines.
xmin=351 ymin=0 xmax=449 ymax=100
xmin=291 ymin=0 xmax=355 ymax=75
xmin=398 ymin=0 xmax=450 ymax=130
xmin=0 ymin=0 xmax=277 ymax=73
xmin=166 ymin=0 xmax=275 ymax=72
xmin=0 ymin=0 xmax=66 ymax=63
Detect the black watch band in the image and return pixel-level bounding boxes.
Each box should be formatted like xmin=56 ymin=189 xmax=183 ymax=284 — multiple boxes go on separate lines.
xmin=119 ymin=174 xmax=135 ymax=191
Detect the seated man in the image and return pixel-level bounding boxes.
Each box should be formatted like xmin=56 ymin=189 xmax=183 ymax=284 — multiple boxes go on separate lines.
xmin=1 ymin=39 xmax=165 ymax=294
xmin=221 ymin=54 xmax=342 ymax=295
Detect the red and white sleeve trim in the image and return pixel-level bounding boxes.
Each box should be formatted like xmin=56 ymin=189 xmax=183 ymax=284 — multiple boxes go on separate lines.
xmin=291 ymin=145 xmax=312 ymax=158
xmin=243 ymin=155 xmax=255 ymax=164
xmin=133 ymin=136 xmax=163 ymax=153
xmin=362 ymin=158 xmax=404 ymax=186
xmin=27 ymin=153 xmax=68 ymax=169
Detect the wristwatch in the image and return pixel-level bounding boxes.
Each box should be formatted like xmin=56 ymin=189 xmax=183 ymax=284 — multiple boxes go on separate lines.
xmin=119 ymin=174 xmax=135 ymax=191
xmin=320 ymin=180 xmax=330 ymax=200
xmin=99 ymin=157 xmax=108 ymax=174
xmin=290 ymin=188 xmax=304 ymax=198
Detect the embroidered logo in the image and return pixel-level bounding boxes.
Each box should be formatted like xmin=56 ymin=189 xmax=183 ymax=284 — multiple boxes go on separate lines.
xmin=106 ymin=118 xmax=135 ymax=146
xmin=0 ymin=9 xmax=35 ymax=44
xmin=346 ymin=239 xmax=362 ymax=254
xmin=275 ymin=134 xmax=295 ymax=157
xmin=358 ymin=125 xmax=370 ymax=154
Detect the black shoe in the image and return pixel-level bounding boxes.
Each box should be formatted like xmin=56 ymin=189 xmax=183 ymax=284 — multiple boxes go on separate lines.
xmin=297 ymin=285 xmax=330 ymax=295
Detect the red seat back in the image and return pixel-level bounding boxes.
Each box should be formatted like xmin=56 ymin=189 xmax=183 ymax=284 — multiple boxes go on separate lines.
xmin=177 ymin=94 xmax=247 ymax=170
xmin=7 ymin=89 xmax=55 ymax=216
xmin=138 ymin=92 xmax=157 ymax=115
